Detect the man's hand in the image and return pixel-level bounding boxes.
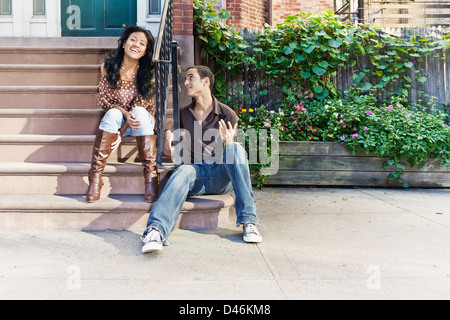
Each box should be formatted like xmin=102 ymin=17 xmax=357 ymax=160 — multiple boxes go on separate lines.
xmin=219 ymin=119 xmax=237 ymax=145
xmin=164 ymin=130 xmax=174 ymax=157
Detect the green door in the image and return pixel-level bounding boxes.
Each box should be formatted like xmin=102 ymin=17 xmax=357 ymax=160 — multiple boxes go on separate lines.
xmin=61 ymin=0 xmax=137 ymax=37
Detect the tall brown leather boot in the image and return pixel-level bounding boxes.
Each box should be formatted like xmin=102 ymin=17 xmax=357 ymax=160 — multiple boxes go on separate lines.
xmin=136 ymin=135 xmax=158 ymax=203
xmin=86 ymin=130 xmax=118 ymax=202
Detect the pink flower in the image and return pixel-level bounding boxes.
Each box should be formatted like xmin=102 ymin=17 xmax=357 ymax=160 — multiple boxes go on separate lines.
xmin=386 ymin=105 xmax=393 ymax=111
xmin=364 ymin=127 xmax=368 ymax=131
xmin=366 ymin=110 xmax=372 ymax=115
xmin=352 ymin=133 xmax=359 ymax=138
xmin=340 ymin=136 xmax=346 ymax=141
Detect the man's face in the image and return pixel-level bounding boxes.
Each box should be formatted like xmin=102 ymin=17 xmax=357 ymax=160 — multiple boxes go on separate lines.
xmin=184 ymin=68 xmax=209 ymax=98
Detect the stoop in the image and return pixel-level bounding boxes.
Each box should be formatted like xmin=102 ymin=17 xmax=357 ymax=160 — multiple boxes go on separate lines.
xmin=0 ymin=38 xmax=235 ymax=231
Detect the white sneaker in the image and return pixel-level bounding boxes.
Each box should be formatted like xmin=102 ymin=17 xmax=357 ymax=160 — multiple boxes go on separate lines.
xmin=243 ymin=223 xmax=262 ymax=243
xmin=142 ymin=228 xmax=163 ymax=253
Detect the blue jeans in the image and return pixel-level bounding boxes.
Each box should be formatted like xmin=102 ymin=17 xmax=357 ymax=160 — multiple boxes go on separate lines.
xmin=99 ymin=107 xmax=155 ymax=136
xmin=144 ymin=142 xmax=259 ymax=241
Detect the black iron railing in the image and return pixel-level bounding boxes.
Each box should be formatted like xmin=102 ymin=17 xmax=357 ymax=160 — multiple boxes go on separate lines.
xmin=152 ymin=0 xmax=179 ymax=169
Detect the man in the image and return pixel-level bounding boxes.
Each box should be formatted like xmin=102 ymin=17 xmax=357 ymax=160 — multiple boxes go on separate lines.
xmin=141 ymin=65 xmax=262 ymax=253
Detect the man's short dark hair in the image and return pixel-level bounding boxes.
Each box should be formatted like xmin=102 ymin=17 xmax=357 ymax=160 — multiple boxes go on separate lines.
xmin=186 ymin=65 xmax=215 ymax=92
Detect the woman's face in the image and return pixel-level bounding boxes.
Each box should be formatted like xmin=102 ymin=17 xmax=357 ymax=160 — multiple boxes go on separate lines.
xmin=123 ymin=31 xmax=148 ymax=60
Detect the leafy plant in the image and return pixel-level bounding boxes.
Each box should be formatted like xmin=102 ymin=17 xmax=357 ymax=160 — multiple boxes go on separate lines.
xmin=237 ymin=92 xmax=450 ymax=187
xmin=193 ymin=0 xmax=249 ymax=100
xmin=193 ymin=2 xmax=450 ymax=187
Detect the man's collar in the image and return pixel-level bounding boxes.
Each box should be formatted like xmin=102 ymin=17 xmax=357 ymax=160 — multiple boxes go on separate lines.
xmin=188 ymin=95 xmax=221 ymax=115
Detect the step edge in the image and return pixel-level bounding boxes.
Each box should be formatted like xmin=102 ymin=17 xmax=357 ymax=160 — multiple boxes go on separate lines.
xmin=0 ymin=108 xmax=103 ymax=117
xmin=0 ymin=194 xmax=234 ymax=211
xmin=0 ymin=134 xmax=140 ymax=144
xmin=0 ymin=86 xmax=98 ymax=93
xmin=0 ymin=162 xmax=142 ymax=174
xmin=0 ymin=64 xmax=101 ymax=72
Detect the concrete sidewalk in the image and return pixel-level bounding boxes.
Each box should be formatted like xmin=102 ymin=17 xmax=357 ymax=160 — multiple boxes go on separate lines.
xmin=1 ymin=187 xmax=449 ymax=300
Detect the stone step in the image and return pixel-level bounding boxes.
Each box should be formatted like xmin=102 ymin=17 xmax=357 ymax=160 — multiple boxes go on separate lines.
xmin=0 ymin=108 xmax=173 ymax=135
xmin=0 ymin=86 xmax=98 ymax=109
xmin=0 ymin=36 xmax=116 ymax=65
xmin=0 ymin=47 xmax=111 ymax=65
xmin=0 ymin=134 xmax=147 ymax=163
xmin=0 ymin=64 xmax=102 ymax=86
xmin=0 ymin=194 xmax=235 ymax=231
xmin=0 ymin=162 xmax=145 ymax=196
xmin=0 ymin=109 xmax=102 ymax=135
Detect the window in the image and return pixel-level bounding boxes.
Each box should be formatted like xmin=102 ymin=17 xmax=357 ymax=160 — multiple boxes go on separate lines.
xmin=149 ymin=0 xmax=161 ymax=15
xmin=0 ymin=0 xmax=11 ymax=15
xmin=33 ymin=0 xmax=45 ymax=16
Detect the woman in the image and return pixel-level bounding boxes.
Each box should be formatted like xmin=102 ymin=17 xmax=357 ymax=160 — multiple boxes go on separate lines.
xmin=86 ymin=26 xmax=158 ymax=203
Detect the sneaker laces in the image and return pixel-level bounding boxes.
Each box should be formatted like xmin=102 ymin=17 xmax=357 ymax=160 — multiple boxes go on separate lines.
xmin=142 ymin=228 xmax=161 ymax=244
xmin=244 ymin=223 xmax=259 ymax=236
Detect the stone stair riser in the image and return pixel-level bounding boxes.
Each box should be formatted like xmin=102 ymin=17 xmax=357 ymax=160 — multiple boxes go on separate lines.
xmin=0 ymin=142 xmax=141 ymax=163
xmin=0 ymin=70 xmax=101 ymax=86
xmin=0 ymin=194 xmax=234 ymax=231
xmin=0 ymin=50 xmax=110 ymax=65
xmin=0 ymin=91 xmax=97 ymax=109
xmin=0 ymin=174 xmax=145 ymax=195
xmin=0 ymin=116 xmax=100 ymax=135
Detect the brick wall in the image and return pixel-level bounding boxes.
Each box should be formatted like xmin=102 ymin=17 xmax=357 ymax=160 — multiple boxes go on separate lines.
xmin=225 ymin=0 xmax=335 ymax=30
xmin=173 ymin=0 xmax=336 ymax=33
xmin=272 ymin=0 xmax=334 ymax=25
xmin=173 ymin=0 xmax=194 ymax=36
xmin=226 ymin=0 xmax=268 ymax=30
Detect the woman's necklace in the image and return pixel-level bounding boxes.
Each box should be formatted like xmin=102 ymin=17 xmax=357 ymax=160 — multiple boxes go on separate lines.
xmin=120 ymin=64 xmax=138 ymax=80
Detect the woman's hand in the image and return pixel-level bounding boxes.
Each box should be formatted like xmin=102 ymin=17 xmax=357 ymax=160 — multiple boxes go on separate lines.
xmin=126 ymin=111 xmax=141 ymax=134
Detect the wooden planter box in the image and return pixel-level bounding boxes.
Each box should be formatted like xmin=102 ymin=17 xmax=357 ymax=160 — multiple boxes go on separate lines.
xmin=263 ymin=141 xmax=450 ymax=188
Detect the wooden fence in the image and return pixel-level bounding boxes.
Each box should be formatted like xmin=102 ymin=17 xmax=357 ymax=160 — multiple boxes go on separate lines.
xmin=368 ymin=0 xmax=450 ymax=28
xmin=200 ymin=26 xmax=450 ymax=111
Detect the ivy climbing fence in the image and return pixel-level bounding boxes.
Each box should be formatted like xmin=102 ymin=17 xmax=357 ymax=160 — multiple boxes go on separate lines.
xmin=200 ymin=26 xmax=450 ymax=111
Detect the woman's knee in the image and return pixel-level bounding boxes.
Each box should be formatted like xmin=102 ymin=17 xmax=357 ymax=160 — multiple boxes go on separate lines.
xmin=99 ymin=108 xmax=123 ymax=132
xmin=133 ymin=107 xmax=155 ymax=136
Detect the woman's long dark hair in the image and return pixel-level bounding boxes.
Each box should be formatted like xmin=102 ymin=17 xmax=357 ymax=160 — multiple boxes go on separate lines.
xmin=104 ymin=26 xmax=155 ymax=98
